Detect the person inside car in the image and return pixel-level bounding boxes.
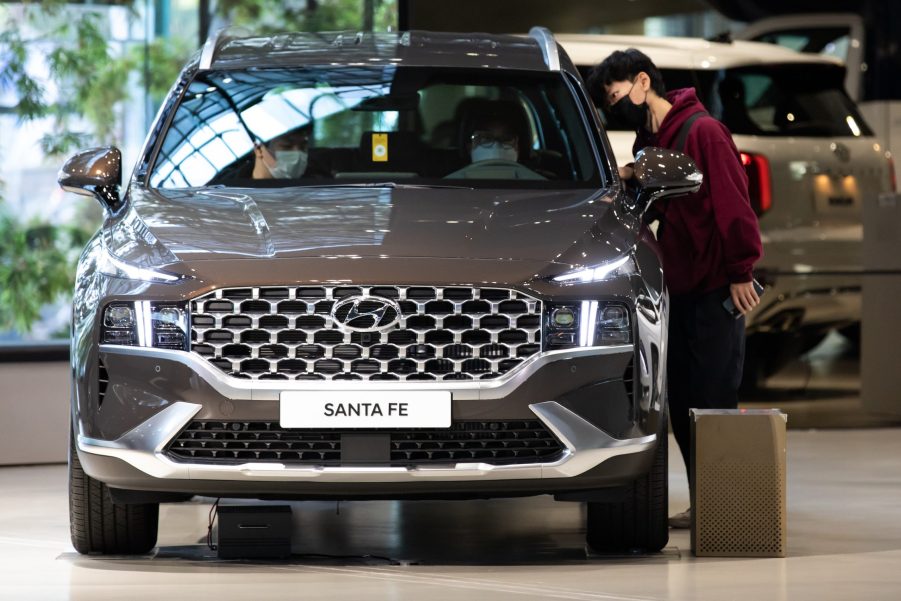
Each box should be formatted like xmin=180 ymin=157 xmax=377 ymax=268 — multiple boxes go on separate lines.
xmin=589 ymin=48 xmax=763 ymax=530
xmin=446 ymin=114 xmax=545 ymax=180
xmin=252 ymin=125 xmax=311 ymax=179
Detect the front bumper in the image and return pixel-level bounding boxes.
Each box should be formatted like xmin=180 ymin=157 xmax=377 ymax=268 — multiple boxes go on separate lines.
xmin=78 ymin=398 xmax=655 ymax=483
xmin=75 ymin=343 xmax=661 ymax=497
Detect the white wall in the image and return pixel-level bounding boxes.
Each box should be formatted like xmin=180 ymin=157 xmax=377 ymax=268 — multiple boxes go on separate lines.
xmin=0 ymin=362 xmax=69 ymax=465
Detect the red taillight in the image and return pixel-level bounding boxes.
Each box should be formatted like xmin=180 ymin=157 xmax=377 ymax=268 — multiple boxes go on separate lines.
xmin=739 ymin=151 xmax=772 ymax=216
xmin=888 ymin=155 xmax=897 ymax=193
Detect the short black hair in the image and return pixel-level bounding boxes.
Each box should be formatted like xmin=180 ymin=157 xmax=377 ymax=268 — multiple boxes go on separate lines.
xmin=587 ymin=49 xmax=667 ymax=107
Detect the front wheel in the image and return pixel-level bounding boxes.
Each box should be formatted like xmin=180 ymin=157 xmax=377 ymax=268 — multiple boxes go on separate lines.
xmin=585 ymin=433 xmax=669 ymax=554
xmin=69 ymin=427 xmax=159 ymax=555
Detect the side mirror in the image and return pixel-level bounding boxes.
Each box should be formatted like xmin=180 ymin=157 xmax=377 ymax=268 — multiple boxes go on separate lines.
xmin=628 ymin=147 xmax=703 ymax=214
xmin=58 ymin=147 xmax=124 ymax=213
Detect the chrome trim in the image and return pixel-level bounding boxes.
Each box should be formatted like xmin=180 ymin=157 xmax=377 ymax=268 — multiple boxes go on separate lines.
xmin=330 ymin=295 xmax=403 ymax=333
xmin=77 ymin=401 xmax=655 ymax=482
xmin=100 ymin=343 xmax=633 ymax=401
xmin=77 ymin=402 xmax=201 ymax=479
xmin=199 ymin=29 xmax=227 ymax=71
xmin=530 ymin=402 xmax=655 ymax=477
xmin=528 ymin=27 xmax=561 ymax=71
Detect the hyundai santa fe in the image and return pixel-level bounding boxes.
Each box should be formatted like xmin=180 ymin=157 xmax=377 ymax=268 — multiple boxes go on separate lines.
xmin=61 ymin=28 xmax=703 ymax=555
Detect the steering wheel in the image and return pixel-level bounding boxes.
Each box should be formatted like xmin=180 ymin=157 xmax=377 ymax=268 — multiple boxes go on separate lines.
xmin=448 ymin=159 xmax=546 ymax=180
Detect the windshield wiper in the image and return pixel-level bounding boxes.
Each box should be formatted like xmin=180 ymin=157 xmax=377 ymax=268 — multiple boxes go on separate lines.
xmin=300 ymin=182 xmax=474 ymax=190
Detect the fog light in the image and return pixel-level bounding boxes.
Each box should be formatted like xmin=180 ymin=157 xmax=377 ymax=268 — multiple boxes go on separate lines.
xmin=104 ymin=305 xmax=135 ymax=328
xmin=596 ymin=329 xmax=631 ymax=344
xmin=103 ymin=329 xmax=136 ymax=345
xmin=155 ymin=331 xmax=186 ymax=349
xmin=547 ymin=331 xmax=577 ymax=347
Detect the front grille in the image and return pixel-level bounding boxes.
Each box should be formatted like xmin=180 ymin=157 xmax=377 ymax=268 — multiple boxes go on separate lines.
xmin=191 ymin=286 xmax=542 ymax=381
xmin=166 ymin=420 xmax=565 ymax=466
xmin=167 ymin=421 xmax=342 ymax=464
xmin=390 ymin=420 xmax=564 ymax=465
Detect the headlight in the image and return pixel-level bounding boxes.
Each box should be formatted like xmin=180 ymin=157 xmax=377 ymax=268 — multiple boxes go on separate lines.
xmin=101 ymin=301 xmax=189 ymax=350
xmin=101 ymin=303 xmax=137 ymax=345
xmin=545 ymin=301 xmax=631 ymax=350
xmin=550 ymin=307 xmax=576 ymax=328
xmin=103 ymin=304 xmax=135 ymax=329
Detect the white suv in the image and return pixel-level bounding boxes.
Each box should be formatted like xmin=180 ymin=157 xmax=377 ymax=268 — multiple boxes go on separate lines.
xmin=559 ymin=34 xmax=896 ymax=383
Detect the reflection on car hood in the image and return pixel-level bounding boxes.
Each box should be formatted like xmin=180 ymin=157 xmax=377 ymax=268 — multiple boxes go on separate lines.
xmin=121 ymin=186 xmax=626 ymax=270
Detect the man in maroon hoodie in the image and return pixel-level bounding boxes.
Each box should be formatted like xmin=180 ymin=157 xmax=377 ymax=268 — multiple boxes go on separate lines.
xmin=589 ymin=49 xmax=763 ymax=528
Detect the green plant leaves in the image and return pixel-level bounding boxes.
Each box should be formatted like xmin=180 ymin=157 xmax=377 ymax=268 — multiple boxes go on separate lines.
xmin=0 ymin=211 xmax=90 ymax=333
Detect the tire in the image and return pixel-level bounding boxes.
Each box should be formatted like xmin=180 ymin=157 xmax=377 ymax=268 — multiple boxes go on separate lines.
xmin=585 ymin=433 xmax=668 ymax=554
xmin=69 ymin=428 xmax=159 ymax=555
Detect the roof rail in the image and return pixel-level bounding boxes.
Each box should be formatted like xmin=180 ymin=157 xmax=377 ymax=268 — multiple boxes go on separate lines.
xmin=199 ymin=28 xmax=229 ymax=71
xmin=529 ymin=26 xmax=560 ymax=71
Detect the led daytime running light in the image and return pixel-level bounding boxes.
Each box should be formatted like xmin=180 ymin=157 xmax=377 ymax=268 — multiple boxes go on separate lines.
xmin=553 ymin=255 xmax=631 ymax=283
xmin=101 ymin=245 xmax=185 ymax=284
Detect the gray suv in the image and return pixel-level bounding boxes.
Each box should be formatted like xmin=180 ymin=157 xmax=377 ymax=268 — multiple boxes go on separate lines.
xmin=61 ymin=29 xmax=701 ymax=555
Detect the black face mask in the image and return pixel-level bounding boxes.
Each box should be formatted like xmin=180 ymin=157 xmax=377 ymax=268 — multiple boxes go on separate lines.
xmin=609 ymin=81 xmax=649 ymax=131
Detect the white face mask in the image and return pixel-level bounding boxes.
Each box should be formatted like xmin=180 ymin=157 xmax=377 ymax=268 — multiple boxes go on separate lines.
xmin=264 ymin=149 xmax=308 ymax=178
xmin=471 ymin=143 xmax=518 ymax=163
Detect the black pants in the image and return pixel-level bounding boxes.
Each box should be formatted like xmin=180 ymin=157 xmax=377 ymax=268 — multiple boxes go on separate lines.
xmin=667 ymin=287 xmax=746 ymax=479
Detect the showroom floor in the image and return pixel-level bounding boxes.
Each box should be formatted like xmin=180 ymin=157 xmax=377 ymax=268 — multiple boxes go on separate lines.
xmin=1 ymin=427 xmax=900 ymax=601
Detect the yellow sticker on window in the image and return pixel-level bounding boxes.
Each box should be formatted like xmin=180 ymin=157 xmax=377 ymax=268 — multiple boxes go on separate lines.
xmin=371 ymin=133 xmax=388 ymax=162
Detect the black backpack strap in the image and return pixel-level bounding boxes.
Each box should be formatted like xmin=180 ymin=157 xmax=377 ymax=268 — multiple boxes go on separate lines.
xmin=650 ymin=111 xmax=707 ymax=236
xmin=673 ymin=111 xmax=706 ymax=153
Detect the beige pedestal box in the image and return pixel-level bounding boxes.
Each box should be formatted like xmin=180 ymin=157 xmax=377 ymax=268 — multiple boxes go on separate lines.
xmin=690 ymin=409 xmax=787 ymax=557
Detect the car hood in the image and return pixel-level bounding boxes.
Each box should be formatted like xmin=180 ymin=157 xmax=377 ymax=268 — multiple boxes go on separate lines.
xmin=112 ymin=186 xmax=631 ymax=276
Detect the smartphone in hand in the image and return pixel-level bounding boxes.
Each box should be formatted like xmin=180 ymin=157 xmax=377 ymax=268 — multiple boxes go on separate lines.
xmin=723 ymin=279 xmax=765 ymax=319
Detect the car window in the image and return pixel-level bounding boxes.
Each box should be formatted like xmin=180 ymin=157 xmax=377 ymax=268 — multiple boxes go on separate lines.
xmin=752 ymin=27 xmax=851 ymax=62
xmin=148 ymin=66 xmax=605 ymax=189
xmin=715 ymin=64 xmax=872 ymax=137
xmin=578 ymin=62 xmax=869 ymax=138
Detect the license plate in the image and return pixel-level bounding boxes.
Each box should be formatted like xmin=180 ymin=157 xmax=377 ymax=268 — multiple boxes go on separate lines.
xmin=813 ymin=173 xmax=860 ymax=214
xmin=279 ymin=390 xmax=451 ymax=428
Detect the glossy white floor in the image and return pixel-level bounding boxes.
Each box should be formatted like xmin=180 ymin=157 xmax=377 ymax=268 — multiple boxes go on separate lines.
xmin=1 ymin=428 xmax=900 ymax=601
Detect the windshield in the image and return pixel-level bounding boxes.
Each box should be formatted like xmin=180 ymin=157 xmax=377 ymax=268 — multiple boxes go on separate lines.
xmin=148 ymin=66 xmax=605 ymax=189
xmin=581 ymin=63 xmax=871 ymax=138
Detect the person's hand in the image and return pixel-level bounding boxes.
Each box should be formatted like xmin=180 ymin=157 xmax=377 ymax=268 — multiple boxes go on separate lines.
xmin=730 ymin=281 xmax=761 ymax=315
xmin=618 ymin=165 xmax=634 ymax=180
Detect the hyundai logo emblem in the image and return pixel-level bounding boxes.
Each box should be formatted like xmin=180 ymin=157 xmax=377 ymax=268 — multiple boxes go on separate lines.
xmin=331 ymin=295 xmax=402 ymax=332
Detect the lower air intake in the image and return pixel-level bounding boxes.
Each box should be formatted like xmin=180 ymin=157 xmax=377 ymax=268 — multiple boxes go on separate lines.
xmin=166 ymin=420 xmax=565 ymax=466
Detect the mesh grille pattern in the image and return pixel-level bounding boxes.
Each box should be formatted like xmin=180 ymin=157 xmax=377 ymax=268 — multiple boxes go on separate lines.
xmin=190 ymin=286 xmax=542 ymax=381
xmin=166 ymin=420 xmax=564 ymax=466
xmin=695 ymin=463 xmax=786 ymax=556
